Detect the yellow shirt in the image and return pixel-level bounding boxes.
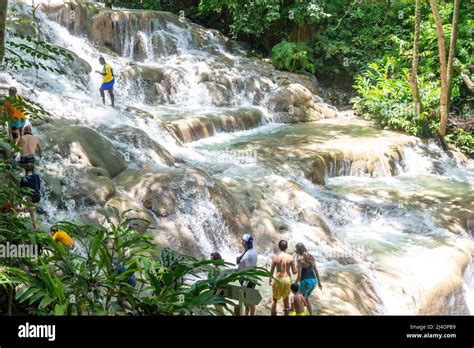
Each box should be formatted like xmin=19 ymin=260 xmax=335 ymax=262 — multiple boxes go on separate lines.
xmin=102 ymin=64 xmax=114 ymax=83
xmin=53 ymin=231 xmax=74 ymax=248
xmin=3 ymin=97 xmax=25 ymax=121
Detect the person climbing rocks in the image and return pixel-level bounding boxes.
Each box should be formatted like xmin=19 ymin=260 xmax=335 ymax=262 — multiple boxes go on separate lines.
xmin=269 ymin=240 xmax=296 ymax=316
xmin=95 ymin=56 xmax=115 ymax=107
xmin=20 ymin=163 xmax=41 ymax=229
xmin=50 ymin=226 xmax=76 ymax=250
xmin=3 ymin=87 xmax=26 ymax=142
xmin=17 ymin=125 xmax=43 ymax=167
xmin=210 ymin=252 xmax=225 ymax=314
xmin=294 ymin=242 xmax=322 ymax=316
xmin=289 ymin=282 xmax=307 ymax=316
xmin=235 ymin=233 xmax=258 ymax=316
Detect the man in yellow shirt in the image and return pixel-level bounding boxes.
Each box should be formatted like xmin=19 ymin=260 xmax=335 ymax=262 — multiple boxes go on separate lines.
xmin=95 ymin=56 xmax=115 ymax=107
xmin=50 ymin=226 xmax=76 ymax=250
xmin=3 ymin=87 xmax=26 ymax=142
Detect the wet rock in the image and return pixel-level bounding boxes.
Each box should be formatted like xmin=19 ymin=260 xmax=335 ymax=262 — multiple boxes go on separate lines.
xmin=203 ymin=81 xmax=232 ymax=107
xmin=63 ymin=169 xmax=116 ymax=206
xmin=121 ymin=65 xmax=184 ymax=104
xmin=45 ymin=125 xmax=127 ymax=178
xmin=267 ymin=83 xmax=333 ymax=123
xmin=44 ymin=1 xmax=185 ymax=57
xmin=42 ymin=172 xmax=64 ymax=203
xmin=196 ymin=64 xmax=212 ymax=83
xmin=105 ymin=195 xmax=154 ymax=233
xmin=226 ymin=117 xmax=415 ymax=185
xmin=167 ymin=107 xmax=263 ymax=143
xmin=101 ymin=125 xmax=175 ymax=167
xmin=41 ymin=0 xmax=100 ymax=36
xmin=120 ymin=167 xmax=208 ymax=217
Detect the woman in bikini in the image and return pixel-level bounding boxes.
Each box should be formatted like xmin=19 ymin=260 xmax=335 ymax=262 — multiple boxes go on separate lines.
xmin=294 ymin=243 xmax=323 ymax=315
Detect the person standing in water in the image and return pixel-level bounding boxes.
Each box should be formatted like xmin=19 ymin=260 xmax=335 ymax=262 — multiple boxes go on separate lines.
xmin=3 ymin=87 xmax=26 ymax=142
xmin=236 ymin=233 xmax=258 ymax=316
xmin=294 ymin=242 xmax=322 ymax=315
xmin=95 ymin=57 xmax=115 ymax=107
xmin=17 ymin=125 xmax=42 ymax=167
xmin=269 ymin=240 xmax=296 ymax=316
xmin=20 ymin=163 xmax=41 ymax=229
xmin=289 ymin=283 xmax=307 ymax=316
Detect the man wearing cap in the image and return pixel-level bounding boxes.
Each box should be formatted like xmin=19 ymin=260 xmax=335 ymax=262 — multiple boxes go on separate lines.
xmin=236 ymin=233 xmax=258 ymax=316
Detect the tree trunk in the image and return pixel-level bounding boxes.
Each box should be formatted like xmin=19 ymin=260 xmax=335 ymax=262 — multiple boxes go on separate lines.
xmin=446 ymin=0 xmax=461 ymax=108
xmin=105 ymin=0 xmax=112 ymax=9
xmin=429 ymin=0 xmax=449 ymax=137
xmin=0 ymin=0 xmax=8 ymax=65
xmin=409 ymin=0 xmax=423 ymax=116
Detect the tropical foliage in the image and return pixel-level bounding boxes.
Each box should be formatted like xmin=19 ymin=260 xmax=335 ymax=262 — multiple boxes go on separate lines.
xmin=110 ymin=0 xmax=473 ymax=156
xmin=1 ymin=209 xmax=269 ymax=316
xmin=0 ymin=1 xmax=269 ymax=316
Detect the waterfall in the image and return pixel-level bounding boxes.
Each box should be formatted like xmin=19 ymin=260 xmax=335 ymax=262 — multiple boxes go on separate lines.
xmin=2 ymin=0 xmax=473 ymax=315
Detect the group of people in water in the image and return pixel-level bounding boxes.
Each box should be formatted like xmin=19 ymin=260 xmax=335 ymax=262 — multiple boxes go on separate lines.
xmin=2 ymin=57 xmax=322 ymax=316
xmin=1 ymin=87 xmax=43 ymax=229
xmin=1 ymin=56 xmax=115 ymax=229
xmin=214 ymin=234 xmax=323 ymax=316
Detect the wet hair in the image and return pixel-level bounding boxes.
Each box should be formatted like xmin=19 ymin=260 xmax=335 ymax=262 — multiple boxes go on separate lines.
xmin=8 ymin=87 xmax=17 ymax=96
xmin=295 ymin=242 xmax=314 ymax=265
xmin=291 ymin=283 xmax=299 ymax=293
xmin=50 ymin=226 xmax=59 ymax=233
xmin=24 ymin=162 xmax=35 ymax=173
xmin=99 ymin=56 xmax=105 ymax=62
xmin=23 ymin=125 xmax=32 ymax=134
xmin=278 ymin=240 xmax=288 ymax=251
xmin=210 ymin=252 xmax=222 ymax=261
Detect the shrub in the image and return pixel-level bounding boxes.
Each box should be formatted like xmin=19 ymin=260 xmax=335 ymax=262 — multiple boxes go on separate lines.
xmin=271 ymin=40 xmax=315 ymax=74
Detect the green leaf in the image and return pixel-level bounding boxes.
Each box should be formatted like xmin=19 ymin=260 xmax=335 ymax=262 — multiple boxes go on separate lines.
xmin=38 ymin=295 xmax=56 ymax=310
xmin=54 ymin=303 xmax=67 ymax=315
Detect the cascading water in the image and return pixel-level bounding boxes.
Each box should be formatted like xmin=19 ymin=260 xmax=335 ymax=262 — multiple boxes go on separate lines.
xmin=2 ymin=0 xmax=473 ymax=315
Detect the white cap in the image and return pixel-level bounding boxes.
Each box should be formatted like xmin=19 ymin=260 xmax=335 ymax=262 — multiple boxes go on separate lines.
xmin=242 ymin=234 xmax=252 ymax=242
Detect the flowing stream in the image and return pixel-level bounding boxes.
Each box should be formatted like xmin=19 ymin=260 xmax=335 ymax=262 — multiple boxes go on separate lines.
xmin=2 ymin=0 xmax=473 ymax=315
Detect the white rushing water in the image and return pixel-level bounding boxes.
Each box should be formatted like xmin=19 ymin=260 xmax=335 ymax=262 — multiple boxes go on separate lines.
xmin=2 ymin=0 xmax=473 ymax=315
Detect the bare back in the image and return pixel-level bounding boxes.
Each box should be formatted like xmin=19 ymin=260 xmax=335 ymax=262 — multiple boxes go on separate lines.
xmin=272 ymin=252 xmax=295 ymax=278
xmin=293 ymin=293 xmax=306 ymax=314
xmin=20 ymin=135 xmax=40 ymax=157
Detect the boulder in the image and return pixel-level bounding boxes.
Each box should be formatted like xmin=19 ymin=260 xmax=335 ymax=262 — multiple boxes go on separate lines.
xmin=203 ymin=81 xmax=233 ymax=106
xmin=42 ymin=172 xmax=64 ymax=204
xmin=101 ymin=125 xmax=174 ymax=167
xmin=63 ymin=169 xmax=116 ymax=206
xmin=120 ymin=167 xmax=209 ymax=218
xmin=267 ymin=83 xmax=336 ymax=123
xmin=120 ymin=65 xmax=184 ymax=104
xmin=46 ymin=126 xmax=127 ymax=178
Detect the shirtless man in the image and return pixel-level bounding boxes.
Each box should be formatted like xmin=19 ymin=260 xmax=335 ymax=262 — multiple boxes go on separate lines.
xmin=269 ymin=240 xmax=296 ymax=316
xmin=17 ymin=125 xmax=42 ymax=167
